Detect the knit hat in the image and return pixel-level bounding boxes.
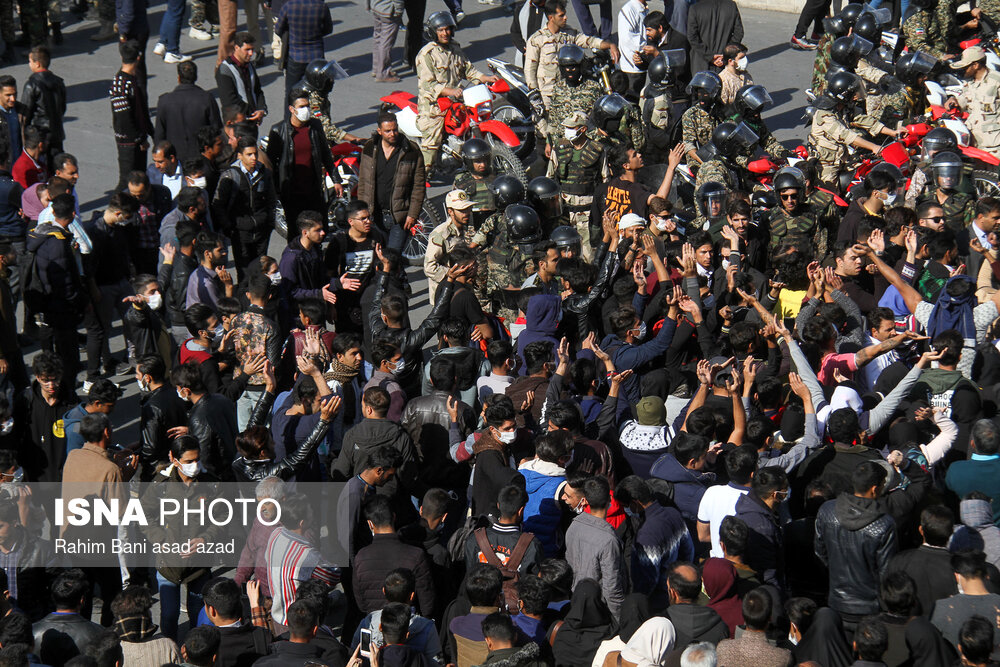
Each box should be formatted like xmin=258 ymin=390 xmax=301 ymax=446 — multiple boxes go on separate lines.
xmin=636 ymin=396 xmax=667 ymax=426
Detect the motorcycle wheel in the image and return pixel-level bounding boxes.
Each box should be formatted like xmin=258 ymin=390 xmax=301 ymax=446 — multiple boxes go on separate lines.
xmin=274 ymin=202 xmax=288 ymax=239
xmin=490 ymin=142 xmax=529 ymax=186
xmin=403 ymin=199 xmax=442 ymax=267
xmin=490 ymin=104 xmax=536 ymax=159
xmin=973 ymin=169 xmax=1000 ymax=198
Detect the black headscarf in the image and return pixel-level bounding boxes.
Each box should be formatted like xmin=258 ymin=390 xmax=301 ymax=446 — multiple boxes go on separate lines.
xmin=551 ymin=579 xmax=618 ymax=667
xmin=792 ymin=607 xmax=852 ymax=667
xmin=617 ymin=593 xmax=652 ymax=643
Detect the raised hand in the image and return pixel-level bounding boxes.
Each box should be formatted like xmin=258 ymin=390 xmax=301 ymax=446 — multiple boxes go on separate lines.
xmin=296 ymin=355 xmax=319 ymax=377
xmin=521 ymin=390 xmax=535 ymax=413
xmin=824 ymin=266 xmax=843 ymax=291
xmin=447 ymin=395 xmax=459 ymax=423
xmin=867 ymin=228 xmax=886 ymax=254
xmin=262 ymin=360 xmax=277 ymax=393
xmin=557 ymin=337 xmax=570 ymax=366
xmin=788 ymin=372 xmax=809 ymax=400
xmin=681 ymin=243 xmax=697 ymax=277
xmin=320 ymin=395 xmax=343 ymax=420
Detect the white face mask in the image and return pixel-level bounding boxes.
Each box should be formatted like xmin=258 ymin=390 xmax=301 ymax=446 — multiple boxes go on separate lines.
xmin=883 ymin=191 xmax=897 ymax=207
xmin=564 ymin=128 xmax=581 ymax=141
xmin=190 ymin=176 xmax=208 ymax=189
xmin=294 ymin=106 xmax=311 ymax=123
xmin=0 ymin=419 xmax=13 ymax=436
xmin=146 ymin=292 xmax=162 ymax=310
xmin=572 ymin=498 xmax=587 ymax=514
xmin=655 ymin=218 xmax=671 ymax=232
xmin=177 ymin=388 xmax=189 ymax=402
xmin=721 ymin=257 xmax=731 ymax=271
xmin=269 ymin=271 xmax=282 ymax=285
xmin=631 ymin=321 xmax=647 ymax=340
xmin=496 ymin=429 xmax=517 ymax=445
xmin=178 ymin=461 xmax=200 ymax=477
xmin=736 ymin=56 xmax=748 ymax=71
xmin=390 ymin=358 xmax=406 ymax=375
xmin=137 ymin=377 xmax=150 ymax=393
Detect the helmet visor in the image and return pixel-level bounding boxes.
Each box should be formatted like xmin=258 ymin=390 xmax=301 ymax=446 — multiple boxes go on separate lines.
xmin=319 ymin=59 xmax=349 ymax=81
xmin=844 ymin=34 xmax=875 ymax=59
xmin=863 ymin=5 xmax=892 ymax=25
xmin=663 ymin=49 xmax=687 ymax=70
xmin=688 ymin=72 xmax=721 ymax=98
xmin=729 ymin=122 xmax=760 ymax=152
xmin=740 ymin=86 xmax=773 ymax=112
xmin=905 ymin=50 xmax=938 ymax=75
xmin=703 ymin=192 xmax=726 ymax=218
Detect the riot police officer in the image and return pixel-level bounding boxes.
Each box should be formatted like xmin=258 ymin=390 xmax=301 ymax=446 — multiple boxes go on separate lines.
xmin=905 ymin=126 xmax=960 ymax=207
xmin=691 ymin=181 xmax=727 ymax=236
xmin=919 ymin=151 xmax=976 ymax=233
xmin=769 ymin=166 xmax=824 ymax=253
xmin=527 ymin=176 xmax=564 ymax=234
xmin=641 ymin=50 xmax=689 ymax=163
xmin=552 ymin=225 xmax=583 ymax=258
xmin=453 ymin=138 xmax=496 ymax=229
xmin=487 ymin=204 xmax=543 ymax=321
xmin=545 ymin=45 xmax=605 ymax=149
xmin=694 ymin=121 xmax=758 ymax=195
xmin=302 ymin=59 xmax=362 ymax=144
xmin=731 ymin=84 xmax=790 ymax=162
xmin=549 ymin=110 xmax=605 ymax=259
xmin=681 ymin=71 xmax=723 ymax=165
xmin=588 ymin=93 xmax=630 ymax=156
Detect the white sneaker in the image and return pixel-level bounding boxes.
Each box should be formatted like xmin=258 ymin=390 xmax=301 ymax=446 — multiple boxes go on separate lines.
xmin=82 ymin=380 xmax=93 ymax=394
xmin=189 ymin=25 xmax=212 ymax=40
xmin=164 ymin=52 xmax=192 ymax=63
xmin=153 ymin=42 xmax=166 ymax=56
xmin=454 ymin=10 xmax=466 ymax=22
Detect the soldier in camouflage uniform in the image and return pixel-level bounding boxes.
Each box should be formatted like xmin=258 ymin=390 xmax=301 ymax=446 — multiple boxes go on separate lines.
xmin=453 ymin=138 xmax=497 ymax=302
xmin=812 ymin=34 xmax=835 ymax=96
xmin=548 ymin=111 xmax=604 ymax=260
xmin=545 ymin=46 xmax=605 ymax=148
xmin=681 ymin=71 xmax=723 ymax=165
xmin=769 ymin=167 xmax=825 ymax=255
xmin=729 ymin=85 xmax=790 ymax=168
xmin=619 ymin=99 xmax=646 ymax=154
xmin=902 ymin=0 xmax=951 ymax=61
xmin=690 ymin=181 xmax=727 ymax=237
xmin=486 ymin=204 xmax=541 ymax=323
xmin=920 ymin=151 xmax=976 ymax=233
xmin=640 ymin=51 xmax=688 ymax=164
xmin=301 ymin=61 xmax=363 ymax=145
xmin=425 ymin=189 xmax=481 ymax=303
xmin=416 ymin=12 xmax=496 ymax=168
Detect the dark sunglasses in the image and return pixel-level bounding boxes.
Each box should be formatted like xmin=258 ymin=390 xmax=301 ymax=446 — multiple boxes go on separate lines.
xmin=922 ymin=216 xmax=945 ymax=223
xmin=780 ymin=193 xmax=798 ymax=201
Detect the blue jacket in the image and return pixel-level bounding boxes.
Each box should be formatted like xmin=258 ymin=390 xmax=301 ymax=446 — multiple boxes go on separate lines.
xmin=946 ymin=456 xmax=1000 ymax=524
xmin=0 ymin=170 xmax=25 ymax=238
xmin=278 ymin=235 xmax=327 ymax=304
xmin=519 ymin=460 xmax=565 ymax=557
xmin=600 ymin=317 xmax=678 ymax=406
xmin=633 ymin=501 xmax=695 ymax=609
xmin=649 ymin=452 xmax=714 ymax=530
xmin=62 ymin=403 xmax=90 ymax=463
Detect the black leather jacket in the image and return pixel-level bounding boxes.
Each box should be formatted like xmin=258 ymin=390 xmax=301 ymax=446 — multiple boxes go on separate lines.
xmin=158 ymin=251 xmax=199 ymax=328
xmin=264 ymin=118 xmax=336 ymax=203
xmin=231 ymin=392 xmax=332 ymax=485
xmin=32 ymin=612 xmax=104 ymax=666
xmin=188 ymin=392 xmax=242 ymax=482
xmin=139 ymin=383 xmax=189 ymax=481
xmin=814 ymin=493 xmax=898 ymax=616
xmin=22 ymin=70 xmax=67 ymax=144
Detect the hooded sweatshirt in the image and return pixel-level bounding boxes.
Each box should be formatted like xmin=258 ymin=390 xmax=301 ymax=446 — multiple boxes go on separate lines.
xmin=664 ymin=603 xmax=728 ymax=649
xmin=516 ymin=294 xmax=561 ymax=376
xmin=519 ymin=458 xmax=566 ymax=557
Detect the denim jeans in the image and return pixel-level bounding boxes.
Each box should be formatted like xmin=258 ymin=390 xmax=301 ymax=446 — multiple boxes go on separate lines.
xmin=158 ymin=0 xmax=186 ymax=54
xmin=156 ymin=570 xmax=209 ymax=640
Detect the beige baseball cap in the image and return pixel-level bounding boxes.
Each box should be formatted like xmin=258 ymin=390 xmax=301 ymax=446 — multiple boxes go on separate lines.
xmin=950 ymin=46 xmax=986 ymax=69
xmin=562 ymin=111 xmax=589 ymax=128
xmin=445 ymin=189 xmax=474 ymax=209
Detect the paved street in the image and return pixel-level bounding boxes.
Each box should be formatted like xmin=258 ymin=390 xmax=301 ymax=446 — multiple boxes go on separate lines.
xmin=3 ymin=0 xmax=814 ymax=443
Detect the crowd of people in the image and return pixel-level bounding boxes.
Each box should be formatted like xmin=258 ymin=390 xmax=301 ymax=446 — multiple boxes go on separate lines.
xmin=3 ymin=0 xmax=1000 ymax=663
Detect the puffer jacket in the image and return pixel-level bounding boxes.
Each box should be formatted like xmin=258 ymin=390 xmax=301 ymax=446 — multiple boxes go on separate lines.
xmin=951 ymin=498 xmax=1000 ymax=567
xmin=518 ymin=459 xmax=565 ymax=557
xmin=815 ymin=493 xmax=898 ymax=616
xmin=733 ymin=491 xmax=783 ymax=589
xmin=139 ymin=465 xmax=223 ymax=584
xmin=357 ymin=133 xmax=426 ymax=225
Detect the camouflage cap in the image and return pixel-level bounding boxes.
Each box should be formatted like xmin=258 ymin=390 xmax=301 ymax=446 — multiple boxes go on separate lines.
xmin=561 ymin=111 xmax=589 ymax=128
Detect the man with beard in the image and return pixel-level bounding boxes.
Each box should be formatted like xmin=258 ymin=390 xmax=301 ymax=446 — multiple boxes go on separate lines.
xmin=767 ymin=167 xmax=822 ymax=255
xmin=357 ymin=111 xmax=425 ymax=246
xmin=185 ymin=230 xmax=234 ymax=310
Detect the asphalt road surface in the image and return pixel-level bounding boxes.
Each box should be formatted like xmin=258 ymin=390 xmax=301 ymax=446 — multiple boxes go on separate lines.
xmin=3 ymin=0 xmax=813 ymax=438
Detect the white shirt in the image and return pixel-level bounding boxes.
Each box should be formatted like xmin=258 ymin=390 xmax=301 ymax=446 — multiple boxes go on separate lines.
xmin=617 ymin=0 xmax=647 ymax=74
xmin=477 ymin=372 xmax=515 ymax=404
xmin=161 ymin=170 xmax=183 ymax=198
xmin=697 ymin=482 xmax=750 ymax=558
xmin=861 ymin=333 xmax=899 ymax=393
xmin=974 ymin=221 xmax=993 ymax=250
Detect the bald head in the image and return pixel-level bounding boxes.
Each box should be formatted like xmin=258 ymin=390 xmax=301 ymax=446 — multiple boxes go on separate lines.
xmin=667 ymin=563 xmax=701 ymax=603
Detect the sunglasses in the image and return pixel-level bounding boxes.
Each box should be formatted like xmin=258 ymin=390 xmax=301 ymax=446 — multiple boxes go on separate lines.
xmin=922 ymin=216 xmax=945 ymax=223
xmin=780 ymin=194 xmax=798 ymax=201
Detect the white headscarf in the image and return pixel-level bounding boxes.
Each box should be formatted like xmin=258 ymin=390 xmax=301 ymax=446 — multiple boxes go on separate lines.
xmin=620 ymin=618 xmax=676 ymax=667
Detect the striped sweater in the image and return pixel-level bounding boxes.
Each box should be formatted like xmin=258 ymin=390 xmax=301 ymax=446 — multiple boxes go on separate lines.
xmin=264 ymin=527 xmax=340 ymax=626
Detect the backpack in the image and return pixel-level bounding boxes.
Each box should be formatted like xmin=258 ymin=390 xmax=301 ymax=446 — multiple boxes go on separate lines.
xmin=473 ymin=527 xmax=535 ymax=613
xmin=22 ymin=236 xmax=49 ymax=314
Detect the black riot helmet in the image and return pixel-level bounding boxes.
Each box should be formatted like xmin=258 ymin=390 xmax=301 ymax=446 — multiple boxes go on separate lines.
xmin=909 ymin=0 xmax=934 ymax=10
xmin=506 ymin=204 xmax=542 ymax=244
xmin=923 ymin=127 xmax=959 ymax=159
xmin=304 ymin=59 xmax=336 ymax=96
xmin=711 ymin=121 xmax=759 ymax=158
xmin=895 ymin=50 xmax=937 ymax=87
xmin=490 ymin=174 xmax=525 ymax=209
xmin=460 ymin=138 xmax=493 ymax=173
xmin=687 ymin=71 xmax=722 ymax=107
xmin=551 ymin=225 xmax=582 ymax=257
xmin=647 ymin=50 xmax=687 ymax=94
xmin=840 ymin=3 xmax=864 ymax=27
xmin=735 ymin=84 xmax=773 ymax=116
xmin=823 ymin=15 xmax=848 ymax=39
xmin=868 ymin=161 xmax=905 ymax=190
xmin=773 ymin=166 xmax=806 ymax=192
xmin=424 ymin=10 xmax=457 ymax=41
xmin=853 ymin=12 xmax=884 ymax=43
xmin=751 ymin=190 xmax=778 ymax=209
xmin=826 ymin=70 xmax=864 ymax=104
xmin=589 ymin=93 xmax=628 ymax=135
xmin=830 ymin=35 xmax=874 ymax=71
xmin=697 ymin=181 xmax=727 ymax=220
xmin=558 ymin=45 xmax=587 ymax=85
xmin=527 ymin=176 xmax=562 ymax=220
xmin=932 ymin=151 xmax=964 ymax=190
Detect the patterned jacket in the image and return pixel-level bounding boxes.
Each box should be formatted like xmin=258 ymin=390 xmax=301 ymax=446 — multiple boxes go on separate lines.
xmin=229 ymin=305 xmax=282 ymax=385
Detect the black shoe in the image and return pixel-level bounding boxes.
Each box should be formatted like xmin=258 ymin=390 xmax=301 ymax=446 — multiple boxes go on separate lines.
xmin=51 ymin=23 xmax=63 ymax=44
xmin=0 ymin=46 xmax=14 ymax=65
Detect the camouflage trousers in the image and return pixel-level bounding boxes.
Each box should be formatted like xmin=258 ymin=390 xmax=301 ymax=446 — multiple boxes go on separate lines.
xmin=416 ymin=111 xmax=445 ymax=168
xmin=562 ymin=192 xmax=594 ymax=261
xmin=189 ymin=0 xmax=205 ymax=28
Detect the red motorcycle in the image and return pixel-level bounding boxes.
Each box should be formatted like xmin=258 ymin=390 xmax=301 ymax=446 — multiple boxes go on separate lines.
xmin=380 ymin=82 xmax=529 ymax=183
xmin=900 ymin=121 xmax=1000 ymax=198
